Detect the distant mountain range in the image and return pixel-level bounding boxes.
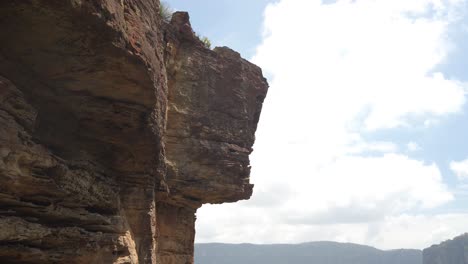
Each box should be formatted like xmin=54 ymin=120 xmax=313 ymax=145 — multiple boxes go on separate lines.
xmin=195 ymin=241 xmax=422 ymax=264
xmin=423 ymin=233 xmax=468 ymax=264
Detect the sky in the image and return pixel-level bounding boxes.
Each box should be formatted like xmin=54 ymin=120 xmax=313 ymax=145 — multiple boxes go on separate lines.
xmin=166 ymin=0 xmax=468 ymax=250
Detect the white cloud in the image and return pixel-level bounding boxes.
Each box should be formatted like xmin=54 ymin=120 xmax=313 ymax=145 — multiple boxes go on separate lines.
xmin=197 ymin=205 xmax=468 ymax=249
xmin=196 ymin=0 xmax=468 ymax=249
xmin=450 ymin=158 xmax=468 ymax=180
xmin=254 ymin=0 xmax=466 ymax=132
xmin=250 ymin=153 xmax=453 ymax=222
xmin=346 ymin=140 xmax=398 ymax=154
xmin=407 ymin=142 xmax=421 ymax=152
xmin=197 ymin=154 xmax=455 ymax=249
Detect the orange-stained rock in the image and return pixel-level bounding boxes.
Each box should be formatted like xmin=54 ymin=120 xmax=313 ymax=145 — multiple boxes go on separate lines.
xmin=0 ymin=1 xmax=268 ymax=264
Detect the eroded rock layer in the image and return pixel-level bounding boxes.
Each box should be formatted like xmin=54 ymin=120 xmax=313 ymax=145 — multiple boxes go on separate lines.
xmin=0 ymin=1 xmax=268 ymax=263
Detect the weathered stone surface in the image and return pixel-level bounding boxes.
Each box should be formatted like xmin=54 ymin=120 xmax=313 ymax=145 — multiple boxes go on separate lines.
xmin=163 ymin=12 xmax=268 ymax=206
xmin=423 ymin=233 xmax=468 ymax=264
xmin=0 ymin=1 xmax=268 ymax=264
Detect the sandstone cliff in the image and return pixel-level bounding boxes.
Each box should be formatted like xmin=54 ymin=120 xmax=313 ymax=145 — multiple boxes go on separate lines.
xmin=0 ymin=1 xmax=268 ymax=263
xmin=423 ymin=234 xmax=468 ymax=264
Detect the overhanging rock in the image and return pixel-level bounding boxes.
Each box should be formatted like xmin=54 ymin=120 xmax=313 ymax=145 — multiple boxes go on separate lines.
xmin=0 ymin=1 xmax=268 ymax=264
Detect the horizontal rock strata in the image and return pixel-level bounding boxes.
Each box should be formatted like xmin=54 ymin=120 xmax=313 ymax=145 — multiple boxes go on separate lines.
xmin=0 ymin=1 xmax=268 ymax=264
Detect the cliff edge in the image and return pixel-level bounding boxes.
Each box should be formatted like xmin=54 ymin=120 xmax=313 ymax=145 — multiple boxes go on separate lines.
xmin=0 ymin=1 xmax=268 ymax=263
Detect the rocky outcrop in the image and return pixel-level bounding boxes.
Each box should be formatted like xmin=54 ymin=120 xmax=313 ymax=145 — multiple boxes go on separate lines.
xmin=0 ymin=1 xmax=268 ymax=264
xmin=423 ymin=234 xmax=468 ymax=264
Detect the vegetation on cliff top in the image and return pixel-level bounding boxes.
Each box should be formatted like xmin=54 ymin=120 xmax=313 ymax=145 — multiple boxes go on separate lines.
xmin=159 ymin=1 xmax=172 ymax=22
xmin=160 ymin=1 xmax=211 ymax=49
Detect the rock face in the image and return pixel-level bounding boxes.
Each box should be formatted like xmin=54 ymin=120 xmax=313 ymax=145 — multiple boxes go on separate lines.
xmin=423 ymin=234 xmax=468 ymax=264
xmin=0 ymin=1 xmax=268 ymax=264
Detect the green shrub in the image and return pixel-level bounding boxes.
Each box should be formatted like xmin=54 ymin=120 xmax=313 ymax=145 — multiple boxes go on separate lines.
xmin=200 ymin=36 xmax=211 ymax=49
xmin=195 ymin=33 xmax=212 ymax=49
xmin=159 ymin=1 xmax=172 ymax=22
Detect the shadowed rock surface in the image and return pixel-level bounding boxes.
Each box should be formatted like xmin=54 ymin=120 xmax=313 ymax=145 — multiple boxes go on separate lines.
xmin=195 ymin=242 xmax=422 ymax=264
xmin=423 ymin=233 xmax=468 ymax=264
xmin=0 ymin=1 xmax=268 ymax=263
